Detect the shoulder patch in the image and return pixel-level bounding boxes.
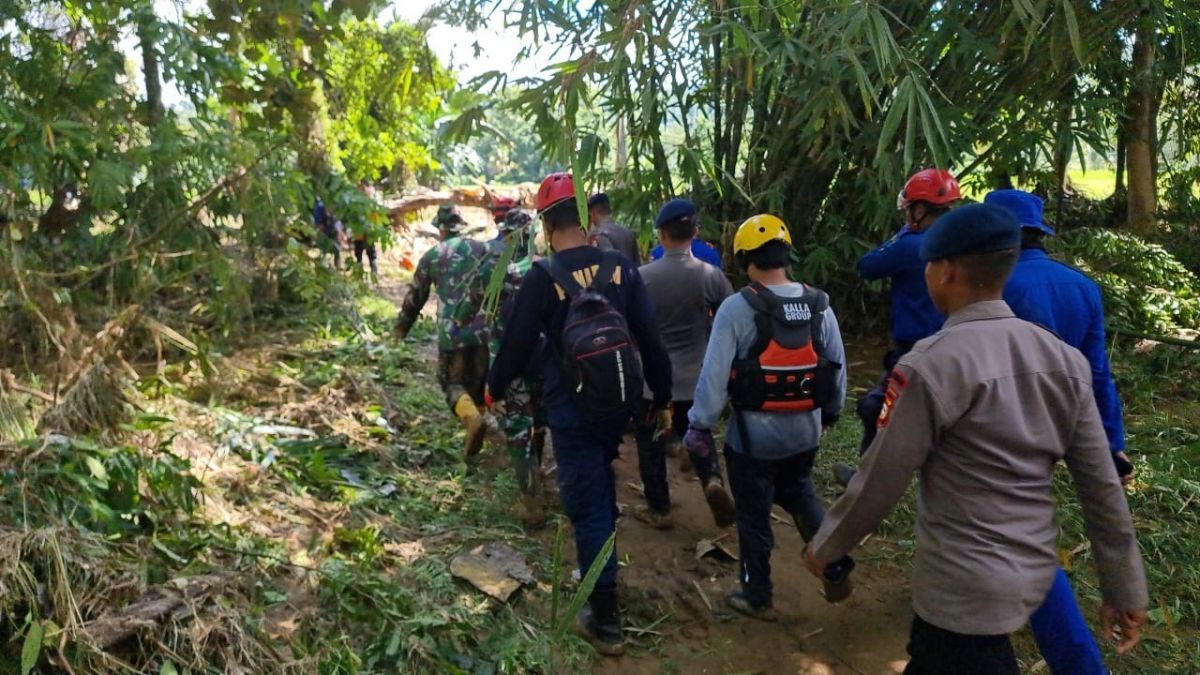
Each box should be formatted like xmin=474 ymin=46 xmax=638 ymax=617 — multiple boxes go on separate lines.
xmin=877 ymin=370 xmax=910 ymax=429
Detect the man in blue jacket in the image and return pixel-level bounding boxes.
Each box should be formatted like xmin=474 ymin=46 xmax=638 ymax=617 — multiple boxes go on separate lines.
xmin=836 ymin=169 xmax=959 ymax=485
xmin=987 ymin=188 xmax=1134 ymax=675
xmin=489 ymin=173 xmax=673 ymax=657
xmin=649 ymin=235 xmax=722 ymax=267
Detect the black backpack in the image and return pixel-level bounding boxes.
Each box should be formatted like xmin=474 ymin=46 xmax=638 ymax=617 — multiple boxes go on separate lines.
xmin=538 ymin=251 xmax=643 ymax=420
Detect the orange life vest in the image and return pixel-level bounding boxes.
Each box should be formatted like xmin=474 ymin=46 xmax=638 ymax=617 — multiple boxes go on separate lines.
xmin=727 ymin=282 xmax=840 ymax=413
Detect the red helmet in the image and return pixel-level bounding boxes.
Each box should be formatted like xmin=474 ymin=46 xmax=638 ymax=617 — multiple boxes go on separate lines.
xmin=536 ymin=172 xmax=576 ymax=212
xmin=898 ymin=169 xmax=961 ymax=209
xmin=490 ymin=196 xmax=517 ymax=214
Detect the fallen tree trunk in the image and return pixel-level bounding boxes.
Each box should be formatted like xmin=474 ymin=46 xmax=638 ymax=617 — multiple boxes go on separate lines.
xmin=386 ymin=183 xmax=538 ymax=226
xmin=80 ymin=574 xmax=226 ymax=649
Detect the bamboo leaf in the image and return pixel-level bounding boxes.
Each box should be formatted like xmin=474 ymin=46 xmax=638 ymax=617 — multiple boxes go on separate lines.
xmin=903 ymin=80 xmax=917 ymax=170
xmin=1060 ymin=0 xmax=1086 ymax=66
xmin=876 ymin=77 xmax=910 ymax=161
xmin=553 ymin=532 xmax=616 ymax=640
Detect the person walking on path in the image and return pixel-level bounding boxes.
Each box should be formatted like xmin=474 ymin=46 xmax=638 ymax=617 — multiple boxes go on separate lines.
xmin=837 ymin=168 xmax=960 ymax=485
xmin=806 ymin=203 xmax=1148 ymax=675
xmin=395 ymin=205 xmax=495 ymax=460
xmin=634 ymin=198 xmax=735 ymax=530
xmin=485 ymin=207 xmax=548 ymax=526
xmin=488 ymin=173 xmax=673 ymax=656
xmin=687 ymin=214 xmax=852 ymax=621
xmin=988 ymin=188 xmax=1136 ymax=675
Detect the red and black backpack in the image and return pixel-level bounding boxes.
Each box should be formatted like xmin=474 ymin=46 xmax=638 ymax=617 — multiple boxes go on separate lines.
xmin=727 ymin=282 xmax=840 ymax=413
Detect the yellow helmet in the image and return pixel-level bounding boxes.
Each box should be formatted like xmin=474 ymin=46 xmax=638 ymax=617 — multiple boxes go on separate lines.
xmin=733 ymin=214 xmax=792 ymax=254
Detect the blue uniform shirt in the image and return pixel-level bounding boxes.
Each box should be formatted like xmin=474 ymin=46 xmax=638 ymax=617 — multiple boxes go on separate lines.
xmin=650 ymin=239 xmax=721 ymax=267
xmin=857 ymin=227 xmax=944 ymax=344
xmin=1004 ymin=248 xmax=1126 ymax=452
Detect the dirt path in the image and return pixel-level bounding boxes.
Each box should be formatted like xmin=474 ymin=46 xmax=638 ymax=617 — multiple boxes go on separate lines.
xmin=586 ymin=436 xmax=911 ymax=675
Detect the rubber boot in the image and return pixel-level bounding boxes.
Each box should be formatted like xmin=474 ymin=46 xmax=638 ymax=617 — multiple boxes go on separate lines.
xmin=453 ymin=394 xmax=487 ymax=460
xmin=576 ymin=586 xmax=625 ymax=656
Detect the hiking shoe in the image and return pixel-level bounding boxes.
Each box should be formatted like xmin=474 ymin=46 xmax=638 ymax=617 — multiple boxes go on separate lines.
xmin=833 ymin=463 xmax=857 ymax=488
xmin=726 ymin=592 xmax=777 ymax=622
xmin=633 ymin=504 xmax=674 ymax=530
xmin=822 ymin=556 xmax=856 ymax=604
xmin=703 ymin=478 xmax=737 ymax=528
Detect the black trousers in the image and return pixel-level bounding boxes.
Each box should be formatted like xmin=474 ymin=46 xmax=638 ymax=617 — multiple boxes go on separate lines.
xmin=856 ymin=340 xmax=915 ymax=454
xmin=633 ymin=399 xmax=702 ymax=513
xmin=904 ymin=615 xmax=1019 ymax=675
xmin=725 ymin=446 xmax=825 ymax=608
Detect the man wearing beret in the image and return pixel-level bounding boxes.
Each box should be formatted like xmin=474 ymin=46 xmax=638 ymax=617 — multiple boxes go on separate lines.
xmin=805 ymin=204 xmax=1148 ymax=674
xmin=634 ymin=198 xmax=736 ymax=530
xmin=986 ymin=188 xmax=1134 ymax=675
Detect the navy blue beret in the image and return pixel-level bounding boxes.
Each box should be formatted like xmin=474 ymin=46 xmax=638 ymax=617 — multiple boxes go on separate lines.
xmin=587 ymin=192 xmax=611 ymax=209
xmin=654 ymin=198 xmax=696 ymax=229
xmin=920 ymin=203 xmax=1021 ymax=262
xmin=983 ymin=189 xmax=1055 ymax=236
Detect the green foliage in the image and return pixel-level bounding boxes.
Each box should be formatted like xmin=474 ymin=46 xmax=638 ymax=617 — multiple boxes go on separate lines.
xmin=441 ymin=0 xmax=1196 ymax=318
xmin=325 ymin=19 xmax=455 ymax=184
xmin=1 ymin=429 xmax=199 ymax=536
xmin=1056 ymin=228 xmax=1200 ymax=334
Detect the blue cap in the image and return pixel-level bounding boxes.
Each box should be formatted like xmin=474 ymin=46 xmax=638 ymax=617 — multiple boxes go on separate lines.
xmin=983 ymin=189 xmax=1055 ymax=236
xmin=655 ymin=198 xmax=696 ymax=229
xmin=920 ymin=204 xmax=1021 ymax=262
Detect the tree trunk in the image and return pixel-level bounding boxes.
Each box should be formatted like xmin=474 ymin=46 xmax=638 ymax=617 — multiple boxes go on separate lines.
xmin=1125 ymin=8 xmax=1157 ymax=235
xmin=1052 ymin=77 xmax=1076 ymax=229
xmin=137 ymin=9 xmax=163 ymax=129
xmin=1114 ymin=128 xmax=1126 ymax=194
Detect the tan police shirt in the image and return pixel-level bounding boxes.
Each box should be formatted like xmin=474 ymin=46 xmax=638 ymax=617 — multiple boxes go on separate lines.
xmin=811 ymin=300 xmax=1148 ymax=635
xmin=639 ymin=247 xmax=733 ymax=401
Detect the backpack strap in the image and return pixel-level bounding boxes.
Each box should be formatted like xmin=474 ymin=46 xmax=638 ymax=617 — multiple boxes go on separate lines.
xmin=537 ymin=256 xmax=584 ymax=298
xmin=589 ymin=250 xmax=622 ymax=292
xmin=803 ymin=285 xmax=830 ymax=354
xmin=739 ymin=282 xmax=776 ymax=358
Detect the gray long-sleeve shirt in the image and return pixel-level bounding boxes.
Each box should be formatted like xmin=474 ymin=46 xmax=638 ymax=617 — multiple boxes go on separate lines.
xmin=639 ymin=248 xmax=734 ymax=401
xmin=812 ymin=300 xmax=1148 ymax=635
xmin=689 ymin=281 xmax=848 ymax=459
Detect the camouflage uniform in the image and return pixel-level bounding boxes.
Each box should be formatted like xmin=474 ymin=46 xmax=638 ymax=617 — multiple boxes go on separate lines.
xmin=396 ymin=212 xmax=494 ymax=412
xmin=487 ymin=215 xmax=546 ymax=496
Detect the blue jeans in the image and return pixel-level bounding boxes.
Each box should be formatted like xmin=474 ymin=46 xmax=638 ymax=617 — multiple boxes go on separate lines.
xmin=546 ymin=403 xmax=630 ymax=591
xmin=1030 ymin=568 xmax=1107 ymax=675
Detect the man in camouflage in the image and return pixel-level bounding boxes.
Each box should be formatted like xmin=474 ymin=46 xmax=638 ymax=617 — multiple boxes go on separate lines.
xmin=486 ymin=207 xmax=547 ymax=524
xmin=395 ymin=204 xmax=494 ymax=458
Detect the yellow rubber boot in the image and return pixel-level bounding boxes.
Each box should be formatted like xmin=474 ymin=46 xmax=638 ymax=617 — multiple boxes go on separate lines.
xmin=454 ymin=394 xmax=486 ymax=459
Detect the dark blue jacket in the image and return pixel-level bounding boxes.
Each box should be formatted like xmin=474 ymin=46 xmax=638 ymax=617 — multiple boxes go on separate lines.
xmin=650 ymin=239 xmax=722 ymax=267
xmin=857 ymin=227 xmax=944 ymax=344
xmin=1004 ymin=248 xmax=1126 ymax=452
xmin=488 ymin=245 xmax=673 ymax=410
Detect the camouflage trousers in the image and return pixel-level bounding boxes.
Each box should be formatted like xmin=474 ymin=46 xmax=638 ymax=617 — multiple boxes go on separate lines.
xmin=437 ymin=345 xmax=489 ymax=410
xmin=505 ymin=376 xmax=546 ymax=496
